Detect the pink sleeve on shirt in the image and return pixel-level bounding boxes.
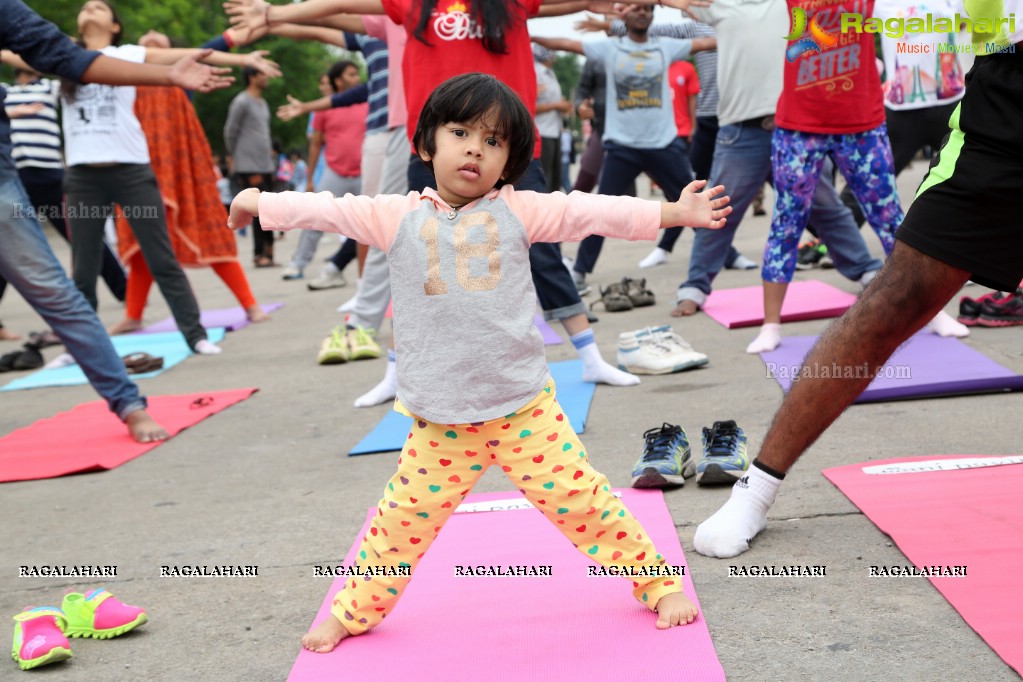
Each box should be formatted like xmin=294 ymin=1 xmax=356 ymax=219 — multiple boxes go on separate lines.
xmin=500 ymin=187 xmax=662 ymax=244
xmin=257 ymin=191 xmax=418 ymax=251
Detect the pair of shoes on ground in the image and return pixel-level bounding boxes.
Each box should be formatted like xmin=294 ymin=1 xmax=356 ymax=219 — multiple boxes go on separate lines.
xmin=11 ymin=590 xmax=147 ymax=671
xmin=317 ymin=325 xmax=382 ymax=365
xmin=958 ymin=289 xmax=1023 ymax=327
xmin=794 ymin=239 xmax=833 ymax=270
xmin=591 ymin=278 xmax=656 ymax=312
xmin=283 ymin=265 xmax=347 ymax=290
xmin=630 ymin=420 xmax=750 ymax=489
xmin=617 ymin=326 xmax=708 ymax=375
xmin=638 ymin=247 xmax=758 ymax=271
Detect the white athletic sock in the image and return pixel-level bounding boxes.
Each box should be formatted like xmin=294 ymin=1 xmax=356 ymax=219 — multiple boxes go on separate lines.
xmin=745 ymin=323 xmax=782 ymax=354
xmin=638 ymin=247 xmax=669 ymax=269
xmin=194 ymin=339 xmax=223 ymax=355
xmin=693 ymin=464 xmax=782 ymax=558
xmin=576 ymin=340 xmax=640 ymax=386
xmin=926 ymin=309 xmax=970 ymax=338
xmin=354 ymin=351 xmax=397 ymax=407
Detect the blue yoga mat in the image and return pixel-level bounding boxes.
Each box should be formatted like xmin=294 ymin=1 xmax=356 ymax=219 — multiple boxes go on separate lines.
xmin=0 ymin=328 xmax=226 ymax=392
xmin=348 ymin=360 xmax=596 ymax=456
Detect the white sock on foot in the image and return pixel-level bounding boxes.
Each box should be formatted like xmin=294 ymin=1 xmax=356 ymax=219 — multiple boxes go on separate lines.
xmin=927 ymin=309 xmax=970 ymax=338
xmin=194 ymin=339 xmax=223 ymax=355
xmin=577 ymin=342 xmax=640 ymax=386
xmin=638 ymin=247 xmax=669 ymax=269
xmin=693 ymin=465 xmax=782 ymax=558
xmin=354 ymin=356 xmax=398 ymax=407
xmin=745 ymin=323 xmax=782 ymax=354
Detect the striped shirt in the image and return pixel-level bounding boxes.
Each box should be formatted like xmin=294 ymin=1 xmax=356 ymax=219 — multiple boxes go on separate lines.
xmin=3 ymin=77 xmax=62 ymax=170
xmin=610 ymin=18 xmax=719 ymax=118
xmin=345 ymin=33 xmax=389 ymax=135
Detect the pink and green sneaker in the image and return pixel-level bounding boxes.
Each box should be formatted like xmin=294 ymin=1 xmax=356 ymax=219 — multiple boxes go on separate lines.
xmin=61 ymin=589 xmax=148 ymax=639
xmin=11 ymin=607 xmax=73 ymax=671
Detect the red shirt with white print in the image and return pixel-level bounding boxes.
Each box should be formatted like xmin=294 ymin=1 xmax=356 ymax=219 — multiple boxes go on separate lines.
xmin=776 ymin=0 xmax=885 ymax=134
xmin=382 ymin=0 xmax=543 ymax=158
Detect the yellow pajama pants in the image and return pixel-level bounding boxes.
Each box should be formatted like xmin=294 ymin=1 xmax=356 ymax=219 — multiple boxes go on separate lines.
xmin=331 ymin=380 xmax=682 ymax=635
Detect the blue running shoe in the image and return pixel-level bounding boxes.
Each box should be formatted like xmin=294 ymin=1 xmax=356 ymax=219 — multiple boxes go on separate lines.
xmin=696 ymin=420 xmax=750 ymax=486
xmin=631 ymin=423 xmax=694 ymax=488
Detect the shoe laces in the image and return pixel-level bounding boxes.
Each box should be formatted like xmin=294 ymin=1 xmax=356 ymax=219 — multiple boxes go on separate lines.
xmin=705 ymin=421 xmax=741 ymax=456
xmin=642 ymin=423 xmax=684 ymax=462
xmin=329 ymin=326 xmax=347 ymax=347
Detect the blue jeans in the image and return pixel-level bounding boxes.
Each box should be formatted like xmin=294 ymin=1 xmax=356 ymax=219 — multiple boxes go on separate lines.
xmin=407 ymin=156 xmax=585 ymax=320
xmin=677 ymin=123 xmax=883 ymax=305
xmin=574 ymin=138 xmax=693 ymax=275
xmin=0 ymin=171 xmax=145 ymax=419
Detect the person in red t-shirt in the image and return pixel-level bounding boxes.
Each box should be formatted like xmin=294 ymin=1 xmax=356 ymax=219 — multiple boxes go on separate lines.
xmin=746 ymin=0 xmax=965 ymax=354
xmin=669 ymin=59 xmax=699 ymax=142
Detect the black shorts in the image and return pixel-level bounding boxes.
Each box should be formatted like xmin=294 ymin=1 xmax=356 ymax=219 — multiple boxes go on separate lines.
xmin=895 ymin=48 xmax=1023 ymax=292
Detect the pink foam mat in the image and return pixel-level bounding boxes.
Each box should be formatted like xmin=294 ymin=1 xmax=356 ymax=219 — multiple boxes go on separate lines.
xmin=703 ymin=280 xmax=857 ymax=329
xmin=824 ymin=455 xmax=1023 ymax=674
xmin=289 ymin=489 xmax=723 ymax=681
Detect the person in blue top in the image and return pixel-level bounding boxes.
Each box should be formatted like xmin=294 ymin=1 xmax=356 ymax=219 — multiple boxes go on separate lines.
xmin=532 ymin=5 xmax=716 ymax=288
xmin=0 ymin=0 xmax=230 ymax=444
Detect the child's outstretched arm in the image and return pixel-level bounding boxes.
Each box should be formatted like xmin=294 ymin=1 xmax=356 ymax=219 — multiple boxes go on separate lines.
xmin=228 ymin=187 xmax=261 ymax=231
xmin=660 ymin=179 xmax=731 ymax=230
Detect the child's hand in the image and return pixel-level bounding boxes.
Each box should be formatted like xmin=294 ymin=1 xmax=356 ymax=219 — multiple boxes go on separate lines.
xmin=661 ymin=179 xmax=732 ymax=230
xmin=228 ymin=187 xmax=261 ymax=230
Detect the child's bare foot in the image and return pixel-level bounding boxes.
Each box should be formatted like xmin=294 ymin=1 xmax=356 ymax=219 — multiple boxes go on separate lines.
xmin=0 ymin=326 xmax=22 ymax=341
xmin=654 ymin=591 xmax=699 ymax=628
xmin=301 ymin=615 xmax=351 ymax=653
xmin=245 ymin=305 xmax=270 ymax=323
xmin=124 ymin=410 xmax=169 ymax=443
xmin=108 ymin=318 xmax=143 ymax=335
xmin=670 ymin=300 xmax=699 ymax=317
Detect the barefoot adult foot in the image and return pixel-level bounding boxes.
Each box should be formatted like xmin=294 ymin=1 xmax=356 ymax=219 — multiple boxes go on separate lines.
xmin=108 ymin=318 xmax=143 ymax=335
xmin=654 ymin=591 xmax=699 ymax=628
xmin=0 ymin=325 xmax=22 ymax=341
xmin=245 ymin=305 xmax=271 ymax=323
xmin=124 ymin=409 xmax=169 ymax=443
xmin=301 ymin=615 xmax=351 ymax=653
xmin=670 ymin=300 xmax=699 ymax=317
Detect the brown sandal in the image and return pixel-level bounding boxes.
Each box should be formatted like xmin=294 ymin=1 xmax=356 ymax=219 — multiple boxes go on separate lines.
xmin=122 ymin=353 xmax=165 ymax=374
xmin=590 ymin=282 xmax=634 ymax=312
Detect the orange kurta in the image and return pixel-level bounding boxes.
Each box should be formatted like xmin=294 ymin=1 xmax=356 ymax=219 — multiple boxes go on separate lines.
xmin=115 ymin=86 xmax=237 ymax=266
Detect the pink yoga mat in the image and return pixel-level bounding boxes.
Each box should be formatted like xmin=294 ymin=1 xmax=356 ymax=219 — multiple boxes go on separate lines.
xmin=824 ymin=455 xmax=1023 ymax=674
xmin=137 ymin=303 xmax=283 ymax=334
xmin=703 ymin=280 xmax=857 ymax=329
xmin=289 ymin=489 xmax=723 ymax=681
xmin=0 ymin=388 xmax=257 ymax=483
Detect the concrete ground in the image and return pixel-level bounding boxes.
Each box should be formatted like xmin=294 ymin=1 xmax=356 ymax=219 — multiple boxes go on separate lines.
xmin=2 ymin=160 xmax=1020 ymax=681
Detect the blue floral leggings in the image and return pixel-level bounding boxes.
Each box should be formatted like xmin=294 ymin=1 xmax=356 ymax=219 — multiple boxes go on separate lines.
xmin=763 ymin=125 xmax=902 ymax=283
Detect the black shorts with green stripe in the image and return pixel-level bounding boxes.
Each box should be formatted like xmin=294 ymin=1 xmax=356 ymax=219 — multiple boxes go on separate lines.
xmin=895 ymin=48 xmax=1023 ymax=292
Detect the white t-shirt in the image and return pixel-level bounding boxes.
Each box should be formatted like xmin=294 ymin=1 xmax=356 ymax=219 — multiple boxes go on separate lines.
xmin=877 ymin=0 xmax=967 ymax=111
xmin=61 ymin=44 xmax=149 ymax=166
xmin=690 ymin=0 xmax=788 ymax=127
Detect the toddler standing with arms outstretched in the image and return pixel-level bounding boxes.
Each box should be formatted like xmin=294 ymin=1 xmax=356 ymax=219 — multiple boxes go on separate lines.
xmin=230 ymin=73 xmax=731 ymax=653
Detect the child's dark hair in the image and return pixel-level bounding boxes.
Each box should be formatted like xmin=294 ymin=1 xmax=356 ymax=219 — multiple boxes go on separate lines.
xmin=413 ymin=0 xmax=516 ymax=54
xmin=326 ymin=60 xmax=358 ymax=93
xmin=413 ymin=73 xmax=534 ymax=186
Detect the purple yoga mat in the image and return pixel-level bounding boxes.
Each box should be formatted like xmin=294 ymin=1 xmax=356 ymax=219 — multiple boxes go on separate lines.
xmin=534 ymin=313 xmax=563 ymax=345
xmin=760 ymin=332 xmax=1023 ymax=403
xmin=137 ymin=302 xmax=284 ymax=334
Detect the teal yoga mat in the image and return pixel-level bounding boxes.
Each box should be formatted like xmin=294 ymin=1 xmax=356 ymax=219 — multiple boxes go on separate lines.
xmin=0 ymin=328 xmax=226 ymax=392
xmin=348 ymin=360 xmax=595 ymax=456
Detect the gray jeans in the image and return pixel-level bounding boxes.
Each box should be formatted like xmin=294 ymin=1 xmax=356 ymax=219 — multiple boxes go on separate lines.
xmin=64 ymin=163 xmax=207 ymax=349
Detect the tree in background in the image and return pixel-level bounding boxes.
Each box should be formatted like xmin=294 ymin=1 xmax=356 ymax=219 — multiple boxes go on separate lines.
xmin=21 ymin=0 xmax=336 ymax=155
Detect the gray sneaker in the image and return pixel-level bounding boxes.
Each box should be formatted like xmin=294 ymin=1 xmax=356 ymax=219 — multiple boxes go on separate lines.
xmin=307 ymin=269 xmax=347 ymax=291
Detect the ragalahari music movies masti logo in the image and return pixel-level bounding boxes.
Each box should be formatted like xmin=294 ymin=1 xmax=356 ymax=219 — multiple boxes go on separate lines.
xmin=784 ymin=6 xmax=839 ymax=61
